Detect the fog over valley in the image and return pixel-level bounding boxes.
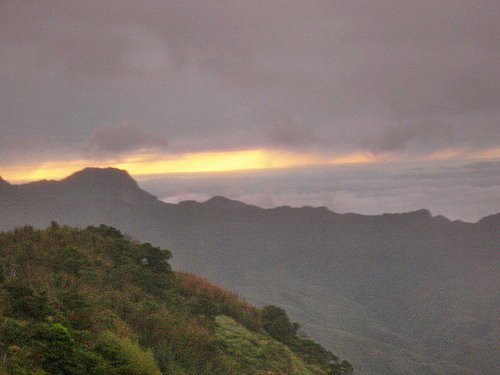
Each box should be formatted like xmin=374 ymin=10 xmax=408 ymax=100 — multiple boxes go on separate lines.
xmin=141 ymin=161 xmax=500 ymax=223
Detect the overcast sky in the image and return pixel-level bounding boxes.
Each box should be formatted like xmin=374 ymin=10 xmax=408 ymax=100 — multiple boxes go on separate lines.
xmin=1 ymin=1 xmax=499 ymax=219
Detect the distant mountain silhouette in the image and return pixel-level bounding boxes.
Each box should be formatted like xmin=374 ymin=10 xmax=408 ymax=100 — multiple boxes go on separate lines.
xmin=0 ymin=182 xmax=10 ymax=195
xmin=60 ymin=167 xmax=156 ymax=202
xmin=478 ymin=212 xmax=500 ymax=228
xmin=64 ymin=166 xmax=137 ymax=186
xmin=0 ymin=168 xmax=498 ymax=375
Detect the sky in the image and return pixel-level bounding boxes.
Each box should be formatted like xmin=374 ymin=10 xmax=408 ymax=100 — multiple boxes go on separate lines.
xmin=1 ymin=1 xmax=499 ymax=221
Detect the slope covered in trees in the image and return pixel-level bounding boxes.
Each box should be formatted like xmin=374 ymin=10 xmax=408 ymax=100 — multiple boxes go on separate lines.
xmin=0 ymin=224 xmax=352 ymax=374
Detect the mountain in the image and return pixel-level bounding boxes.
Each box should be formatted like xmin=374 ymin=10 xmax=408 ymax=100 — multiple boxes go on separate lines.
xmin=0 ymin=224 xmax=349 ymax=374
xmin=1 ymin=168 xmax=498 ymax=375
xmin=0 ymin=176 xmax=12 ymax=191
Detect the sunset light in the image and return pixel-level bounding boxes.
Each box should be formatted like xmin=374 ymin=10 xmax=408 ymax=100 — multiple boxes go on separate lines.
xmin=3 ymin=146 xmax=499 ymax=184
xmin=1 ymin=149 xmax=382 ymax=183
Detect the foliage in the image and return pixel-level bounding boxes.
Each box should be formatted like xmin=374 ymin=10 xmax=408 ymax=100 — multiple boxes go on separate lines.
xmin=262 ymin=305 xmax=349 ymax=372
xmin=262 ymin=305 xmax=299 ymax=341
xmin=4 ymin=282 xmax=52 ymax=320
xmin=176 ymin=271 xmax=263 ymax=331
xmin=215 ymin=315 xmax=320 ymax=374
xmin=95 ymin=331 xmax=161 ymax=375
xmin=0 ymin=225 xmax=352 ymax=374
xmin=328 ymin=360 xmax=354 ymax=375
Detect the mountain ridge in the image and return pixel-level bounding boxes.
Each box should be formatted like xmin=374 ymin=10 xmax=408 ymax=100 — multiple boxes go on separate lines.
xmin=2 ymin=168 xmax=498 ymax=224
xmin=0 ymin=167 xmax=498 ymax=375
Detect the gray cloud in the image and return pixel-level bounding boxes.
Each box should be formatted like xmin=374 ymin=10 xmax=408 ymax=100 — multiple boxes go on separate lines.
xmin=84 ymin=123 xmax=168 ymax=158
xmin=264 ymin=113 xmax=325 ymax=150
xmin=0 ymin=1 xmax=499 ymax=161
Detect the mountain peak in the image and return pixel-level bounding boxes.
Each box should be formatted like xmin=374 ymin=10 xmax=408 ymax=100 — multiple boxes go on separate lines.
xmin=59 ymin=167 xmax=158 ymax=205
xmin=63 ymin=167 xmax=138 ymax=189
xmin=478 ymin=212 xmax=500 ymax=229
xmin=408 ymin=208 xmax=432 ymax=218
xmin=381 ymin=208 xmax=433 ymax=220
xmin=0 ymin=177 xmax=11 ymax=191
xmin=203 ymin=196 xmax=253 ymax=209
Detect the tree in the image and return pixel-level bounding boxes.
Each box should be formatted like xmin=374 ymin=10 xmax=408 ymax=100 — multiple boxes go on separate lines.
xmin=33 ymin=322 xmax=84 ymax=375
xmin=329 ymin=360 xmax=354 ymax=375
xmin=262 ymin=305 xmax=298 ymax=341
xmin=6 ymin=282 xmax=52 ymax=320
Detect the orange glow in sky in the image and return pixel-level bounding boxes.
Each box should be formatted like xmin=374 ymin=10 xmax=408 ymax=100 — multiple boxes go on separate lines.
xmin=1 ymin=149 xmax=383 ymax=183
xmin=1 ymin=147 xmax=498 ymax=184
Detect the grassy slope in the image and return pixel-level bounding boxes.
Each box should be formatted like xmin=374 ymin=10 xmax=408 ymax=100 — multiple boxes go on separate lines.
xmin=215 ymin=315 xmax=322 ymax=375
xmin=0 ymin=224 xmax=349 ymax=374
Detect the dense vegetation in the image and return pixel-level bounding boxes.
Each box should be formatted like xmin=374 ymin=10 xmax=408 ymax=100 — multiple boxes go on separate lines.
xmin=0 ymin=224 xmax=352 ymax=374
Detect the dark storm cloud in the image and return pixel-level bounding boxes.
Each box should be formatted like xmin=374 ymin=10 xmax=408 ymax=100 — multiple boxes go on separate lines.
xmin=83 ymin=123 xmax=168 ymax=158
xmin=0 ymin=0 xmax=499 ymax=160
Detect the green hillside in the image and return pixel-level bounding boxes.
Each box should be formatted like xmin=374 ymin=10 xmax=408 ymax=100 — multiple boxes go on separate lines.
xmin=0 ymin=224 xmax=352 ymax=374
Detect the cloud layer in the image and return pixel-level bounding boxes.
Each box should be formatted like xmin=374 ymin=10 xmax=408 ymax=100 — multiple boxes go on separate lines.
xmin=1 ymin=1 xmax=499 ymax=163
xmin=145 ymin=161 xmax=500 ymax=222
xmin=84 ymin=123 xmax=168 ymax=158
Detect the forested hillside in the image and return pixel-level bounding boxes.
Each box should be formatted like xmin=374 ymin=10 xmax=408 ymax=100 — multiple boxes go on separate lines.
xmin=0 ymin=224 xmax=352 ymax=375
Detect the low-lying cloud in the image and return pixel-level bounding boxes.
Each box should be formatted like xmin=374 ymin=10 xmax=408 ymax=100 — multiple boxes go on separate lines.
xmin=148 ymin=161 xmax=500 ymax=222
xmin=83 ymin=123 xmax=168 ymax=158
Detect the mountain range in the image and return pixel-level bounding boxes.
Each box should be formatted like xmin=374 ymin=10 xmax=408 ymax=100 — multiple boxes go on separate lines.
xmin=1 ymin=168 xmax=498 ymax=375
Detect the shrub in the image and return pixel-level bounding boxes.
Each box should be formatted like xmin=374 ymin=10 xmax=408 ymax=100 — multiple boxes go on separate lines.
xmin=95 ymin=331 xmax=161 ymax=375
xmin=32 ymin=322 xmax=84 ymax=375
xmin=262 ymin=305 xmax=298 ymax=341
xmin=5 ymin=283 xmax=52 ymax=320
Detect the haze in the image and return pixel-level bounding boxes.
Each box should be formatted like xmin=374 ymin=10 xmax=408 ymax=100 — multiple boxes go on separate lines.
xmin=1 ymin=1 xmax=499 ymax=221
